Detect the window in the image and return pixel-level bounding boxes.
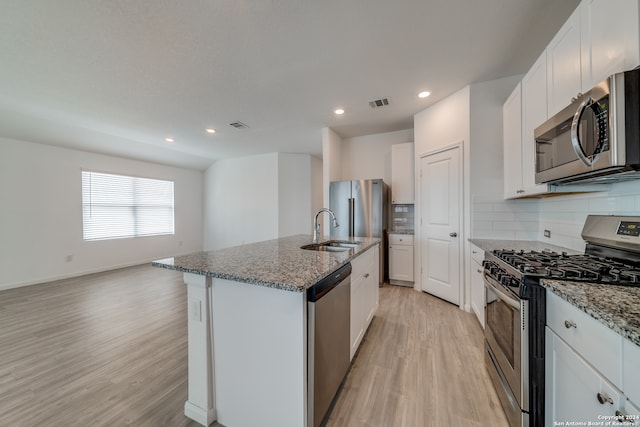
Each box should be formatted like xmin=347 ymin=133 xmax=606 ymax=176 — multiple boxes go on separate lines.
xmin=82 ymin=171 xmax=174 ymax=241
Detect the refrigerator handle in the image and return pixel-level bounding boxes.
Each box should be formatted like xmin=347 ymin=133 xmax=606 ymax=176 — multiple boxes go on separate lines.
xmin=348 ymin=198 xmax=355 ymax=236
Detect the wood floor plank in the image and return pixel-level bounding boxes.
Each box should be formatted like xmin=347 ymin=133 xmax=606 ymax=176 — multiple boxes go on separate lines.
xmin=326 ymin=284 xmax=509 ymax=427
xmin=0 ymin=266 xmax=507 ymax=427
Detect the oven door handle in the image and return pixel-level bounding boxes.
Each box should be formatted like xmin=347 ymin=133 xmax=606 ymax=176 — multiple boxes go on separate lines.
xmin=483 ymin=271 xmax=520 ymax=310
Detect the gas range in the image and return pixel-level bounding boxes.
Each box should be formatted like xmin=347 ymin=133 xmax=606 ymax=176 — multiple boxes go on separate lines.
xmin=484 ymin=248 xmax=640 ymax=296
xmin=484 ymin=217 xmax=640 ymax=300
xmin=482 ymin=215 xmax=640 ymax=427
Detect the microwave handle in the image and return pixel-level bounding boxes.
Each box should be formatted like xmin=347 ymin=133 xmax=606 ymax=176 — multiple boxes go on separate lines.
xmin=570 ymin=96 xmax=595 ymax=167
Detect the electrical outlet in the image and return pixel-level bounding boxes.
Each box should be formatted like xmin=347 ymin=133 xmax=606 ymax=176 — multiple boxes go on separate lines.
xmin=544 ymin=230 xmax=551 ymax=238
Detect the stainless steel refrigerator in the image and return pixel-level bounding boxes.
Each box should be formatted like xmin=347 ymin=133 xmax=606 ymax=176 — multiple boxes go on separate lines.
xmin=329 ymin=179 xmax=388 ymax=284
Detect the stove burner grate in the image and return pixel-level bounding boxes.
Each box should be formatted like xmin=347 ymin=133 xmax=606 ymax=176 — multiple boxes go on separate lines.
xmin=491 ymin=249 xmax=640 ymax=287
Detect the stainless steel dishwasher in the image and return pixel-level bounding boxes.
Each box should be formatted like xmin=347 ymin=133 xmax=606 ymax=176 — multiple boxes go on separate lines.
xmin=307 ymin=263 xmax=351 ymax=427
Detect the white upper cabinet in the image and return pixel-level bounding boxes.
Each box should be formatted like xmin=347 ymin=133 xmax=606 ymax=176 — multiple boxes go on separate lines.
xmin=503 ymin=65 xmax=549 ymax=200
xmin=547 ymin=0 xmax=640 ymax=117
xmin=547 ymin=7 xmax=582 ymax=117
xmin=391 ymin=142 xmax=415 ymax=204
xmin=580 ymin=0 xmax=640 ymax=92
xmin=521 ymin=51 xmax=550 ymax=197
xmin=503 ymin=83 xmax=524 ymax=199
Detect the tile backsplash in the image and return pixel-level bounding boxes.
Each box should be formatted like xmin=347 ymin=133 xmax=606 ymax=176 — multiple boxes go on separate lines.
xmin=472 ymin=195 xmax=539 ymax=241
xmin=391 ymin=204 xmax=415 ymax=232
xmin=472 ymin=180 xmax=640 ymax=251
xmin=538 ymin=180 xmax=640 ymax=250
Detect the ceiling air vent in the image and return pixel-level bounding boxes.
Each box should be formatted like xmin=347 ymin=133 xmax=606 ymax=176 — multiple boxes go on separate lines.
xmin=369 ymin=97 xmax=390 ymax=108
xmin=229 ymin=121 xmax=250 ymax=130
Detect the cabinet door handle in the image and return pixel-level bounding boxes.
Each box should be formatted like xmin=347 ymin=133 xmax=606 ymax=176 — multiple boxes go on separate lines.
xmin=596 ymin=392 xmax=613 ymax=405
xmin=564 ymin=320 xmax=577 ymax=329
xmin=449 ymin=232 xmax=457 ymax=237
xmin=477 ymin=269 xmax=483 ymax=274
xmin=364 ymin=273 xmax=370 ymax=279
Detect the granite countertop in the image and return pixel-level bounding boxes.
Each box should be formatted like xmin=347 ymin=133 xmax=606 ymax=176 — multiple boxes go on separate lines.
xmin=152 ymin=234 xmax=380 ymax=293
xmin=542 ymin=280 xmax=640 ymax=346
xmin=468 ymin=238 xmax=640 ymax=347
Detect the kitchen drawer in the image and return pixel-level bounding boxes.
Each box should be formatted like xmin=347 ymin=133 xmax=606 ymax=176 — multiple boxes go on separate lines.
xmin=546 ymin=291 xmax=622 ymax=388
xmin=389 ymin=234 xmax=413 ymax=246
xmin=470 ymin=243 xmax=484 ymax=264
xmin=351 ymin=246 xmax=375 ymax=283
xmin=624 ymin=338 xmax=640 ymax=406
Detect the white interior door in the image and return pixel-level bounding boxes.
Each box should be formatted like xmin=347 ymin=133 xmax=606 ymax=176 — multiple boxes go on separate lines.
xmin=419 ymin=147 xmax=461 ymax=305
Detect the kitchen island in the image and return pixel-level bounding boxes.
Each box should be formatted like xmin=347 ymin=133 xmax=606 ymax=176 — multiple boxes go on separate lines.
xmin=153 ymin=234 xmax=380 ymax=427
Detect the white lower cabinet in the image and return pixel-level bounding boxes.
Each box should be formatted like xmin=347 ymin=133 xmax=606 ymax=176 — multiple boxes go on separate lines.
xmin=389 ymin=234 xmax=414 ymax=285
xmin=469 ymin=244 xmax=484 ymax=328
xmin=546 ymin=291 xmax=640 ymax=426
xmin=546 ymin=327 xmax=624 ymax=424
xmin=350 ymin=245 xmax=379 ymax=360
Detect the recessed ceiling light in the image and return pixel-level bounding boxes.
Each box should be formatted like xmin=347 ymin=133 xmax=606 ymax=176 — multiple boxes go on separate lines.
xmin=165 ymin=137 xmax=174 ymax=143
xmin=206 ymin=128 xmax=216 ymax=134
xmin=418 ymin=91 xmax=431 ymax=98
xmin=334 ymin=108 xmax=345 ymax=115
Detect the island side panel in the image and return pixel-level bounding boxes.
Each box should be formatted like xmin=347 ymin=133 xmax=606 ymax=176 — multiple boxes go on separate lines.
xmin=211 ymin=278 xmax=307 ymax=427
xmin=183 ymin=273 xmax=217 ymax=426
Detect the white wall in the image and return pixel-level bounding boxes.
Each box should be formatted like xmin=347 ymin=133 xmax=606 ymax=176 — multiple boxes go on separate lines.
xmin=341 ymin=129 xmax=413 ymax=184
xmin=0 ymin=137 xmax=204 ymax=290
xmin=204 ymin=153 xmax=279 ymax=250
xmin=203 ymin=153 xmax=317 ymax=250
xmin=414 ymin=86 xmax=470 ymax=156
xmin=322 ymin=127 xmax=343 ymax=212
xmin=310 ymin=155 xmax=323 ymax=217
xmin=278 ymin=153 xmax=314 ymax=238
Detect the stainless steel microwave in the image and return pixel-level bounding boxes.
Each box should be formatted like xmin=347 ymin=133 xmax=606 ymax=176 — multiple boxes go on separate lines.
xmin=534 ymin=68 xmax=640 ymax=184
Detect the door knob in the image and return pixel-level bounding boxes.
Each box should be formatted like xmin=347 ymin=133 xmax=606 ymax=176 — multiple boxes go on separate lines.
xmin=449 ymin=232 xmax=458 ymax=237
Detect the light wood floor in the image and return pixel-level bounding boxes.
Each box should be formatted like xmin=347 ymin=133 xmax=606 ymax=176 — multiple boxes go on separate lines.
xmin=0 ymin=265 xmax=507 ymax=427
xmin=326 ymin=285 xmax=509 ymax=427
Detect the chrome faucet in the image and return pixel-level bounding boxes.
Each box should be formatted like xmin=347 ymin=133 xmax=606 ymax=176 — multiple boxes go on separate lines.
xmin=313 ymin=208 xmax=339 ymax=243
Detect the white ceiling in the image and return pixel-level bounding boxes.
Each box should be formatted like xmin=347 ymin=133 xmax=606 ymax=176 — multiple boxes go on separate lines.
xmin=0 ymin=0 xmax=580 ymax=171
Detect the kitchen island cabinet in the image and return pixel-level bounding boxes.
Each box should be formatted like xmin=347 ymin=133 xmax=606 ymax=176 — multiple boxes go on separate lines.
xmin=153 ymin=235 xmax=379 ymax=427
xmin=350 ymin=243 xmax=379 ymax=360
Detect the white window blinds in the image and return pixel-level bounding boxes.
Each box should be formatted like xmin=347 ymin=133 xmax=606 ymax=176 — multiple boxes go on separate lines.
xmin=82 ymin=171 xmax=175 ymax=241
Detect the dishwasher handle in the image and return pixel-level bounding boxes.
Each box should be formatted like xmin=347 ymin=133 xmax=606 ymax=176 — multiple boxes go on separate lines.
xmin=307 ymin=263 xmax=352 ymax=302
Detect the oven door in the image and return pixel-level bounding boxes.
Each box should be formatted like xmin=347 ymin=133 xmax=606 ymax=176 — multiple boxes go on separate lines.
xmin=484 ymin=273 xmax=527 ymax=411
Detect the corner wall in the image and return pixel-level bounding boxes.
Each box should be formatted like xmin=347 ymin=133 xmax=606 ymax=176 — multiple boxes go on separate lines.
xmin=203 ymin=153 xmax=317 ymax=250
xmin=340 ymin=129 xmax=414 ymax=184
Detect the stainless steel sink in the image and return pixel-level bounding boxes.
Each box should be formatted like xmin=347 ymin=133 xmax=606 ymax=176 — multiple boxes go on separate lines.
xmin=300 ymin=240 xmax=362 ymax=252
